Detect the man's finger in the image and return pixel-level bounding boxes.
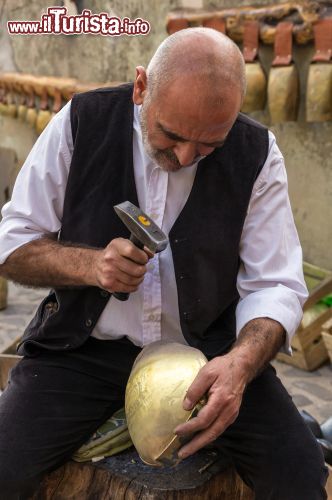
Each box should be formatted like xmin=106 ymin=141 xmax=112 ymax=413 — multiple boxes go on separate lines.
xmin=113 ymin=271 xmax=145 ymax=287
xmin=115 ymin=258 xmax=146 ymax=278
xmin=109 ymin=238 xmax=149 ymax=265
xmin=143 ymin=246 xmax=155 ymax=259
xmin=177 ymin=421 xmax=225 ymax=459
xmin=177 ymin=408 xmax=238 ymax=459
xmin=175 ymin=395 xmax=220 ymax=436
xmin=183 ymin=365 xmax=217 ymax=410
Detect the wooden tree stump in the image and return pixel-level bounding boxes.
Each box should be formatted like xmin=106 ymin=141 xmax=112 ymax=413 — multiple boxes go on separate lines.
xmin=32 ymin=448 xmax=254 ymax=500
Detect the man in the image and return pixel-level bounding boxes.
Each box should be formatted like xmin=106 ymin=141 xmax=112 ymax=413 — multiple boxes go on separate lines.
xmin=0 ymin=28 xmax=328 ymax=499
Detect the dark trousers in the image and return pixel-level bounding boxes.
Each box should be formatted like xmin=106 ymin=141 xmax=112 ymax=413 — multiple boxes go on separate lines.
xmin=0 ymin=337 xmax=328 ymax=500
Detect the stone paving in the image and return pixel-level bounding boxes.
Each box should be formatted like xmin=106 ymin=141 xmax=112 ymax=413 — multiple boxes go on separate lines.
xmin=0 ymin=282 xmax=331 ymax=425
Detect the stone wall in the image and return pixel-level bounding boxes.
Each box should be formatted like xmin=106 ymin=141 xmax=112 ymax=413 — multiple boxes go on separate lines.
xmin=0 ymin=0 xmax=331 ymax=269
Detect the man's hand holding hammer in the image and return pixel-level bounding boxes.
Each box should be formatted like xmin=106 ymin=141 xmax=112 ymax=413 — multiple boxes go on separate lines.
xmin=94 ymin=237 xmax=152 ymax=294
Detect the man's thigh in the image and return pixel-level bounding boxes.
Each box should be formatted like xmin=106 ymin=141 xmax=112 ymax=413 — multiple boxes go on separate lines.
xmin=0 ymin=337 xmax=141 ymax=498
xmin=214 ymin=364 xmax=328 ymax=500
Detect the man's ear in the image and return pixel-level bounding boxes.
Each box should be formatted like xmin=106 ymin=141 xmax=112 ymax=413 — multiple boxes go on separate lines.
xmin=133 ymin=66 xmax=148 ymax=105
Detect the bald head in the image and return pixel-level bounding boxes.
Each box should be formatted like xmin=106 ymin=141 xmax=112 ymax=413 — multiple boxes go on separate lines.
xmin=146 ymin=27 xmax=246 ymax=106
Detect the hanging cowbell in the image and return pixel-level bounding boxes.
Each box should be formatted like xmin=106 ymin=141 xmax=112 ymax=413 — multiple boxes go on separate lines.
xmin=268 ymin=22 xmax=299 ymax=123
xmin=5 ymin=81 xmax=17 ymax=119
xmin=13 ymin=75 xmax=27 ymax=121
xmin=26 ymin=106 xmax=37 ymax=128
xmin=45 ymin=76 xmax=76 ymax=118
xmin=241 ymin=20 xmax=266 ymax=114
xmin=34 ymin=82 xmax=51 ymax=135
xmin=17 ymin=101 xmax=27 ymax=121
xmin=23 ymin=77 xmax=38 ymax=128
xmin=306 ymin=19 xmax=332 ymax=122
xmin=36 ymin=108 xmax=52 ymax=135
xmin=0 ymin=277 xmax=8 ymax=311
xmin=44 ymin=78 xmax=62 ymax=120
xmin=0 ymin=76 xmax=11 ymax=116
xmin=0 ymin=84 xmax=6 ymax=115
xmin=202 ymin=17 xmax=225 ymax=33
xmin=166 ymin=17 xmax=189 ymax=35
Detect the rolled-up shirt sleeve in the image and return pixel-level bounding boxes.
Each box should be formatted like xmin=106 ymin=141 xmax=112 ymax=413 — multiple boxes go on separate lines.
xmin=0 ymin=101 xmax=73 ymax=264
xmin=236 ymin=131 xmax=308 ymax=354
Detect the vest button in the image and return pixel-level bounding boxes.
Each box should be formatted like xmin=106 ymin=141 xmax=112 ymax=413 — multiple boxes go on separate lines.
xmin=85 ymin=318 xmax=93 ymax=328
xmin=100 ymin=290 xmax=109 ymax=298
xmin=64 ymin=344 xmax=71 ymax=349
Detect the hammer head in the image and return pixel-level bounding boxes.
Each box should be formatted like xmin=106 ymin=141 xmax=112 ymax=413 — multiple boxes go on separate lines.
xmin=114 ymin=201 xmax=169 ymax=253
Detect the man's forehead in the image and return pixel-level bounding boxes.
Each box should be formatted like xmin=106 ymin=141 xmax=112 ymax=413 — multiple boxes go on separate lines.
xmin=152 ymin=91 xmax=239 ymax=137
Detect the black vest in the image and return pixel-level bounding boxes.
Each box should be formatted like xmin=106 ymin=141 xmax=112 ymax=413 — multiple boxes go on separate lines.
xmin=18 ymin=83 xmax=268 ymax=359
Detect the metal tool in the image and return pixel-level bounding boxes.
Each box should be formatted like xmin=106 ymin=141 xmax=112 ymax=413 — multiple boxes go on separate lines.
xmin=113 ymin=201 xmax=168 ymax=301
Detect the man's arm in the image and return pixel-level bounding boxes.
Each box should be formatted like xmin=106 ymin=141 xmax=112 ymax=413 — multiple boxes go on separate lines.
xmin=175 ymin=132 xmax=307 ymax=458
xmin=0 ymin=236 xmax=149 ymax=293
xmin=0 ymin=101 xmax=149 ymax=293
xmin=235 ymin=132 xmax=308 ymax=354
xmin=0 ymin=102 xmax=72 ymax=272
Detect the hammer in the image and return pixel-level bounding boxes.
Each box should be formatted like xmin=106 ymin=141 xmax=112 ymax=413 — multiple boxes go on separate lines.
xmin=113 ymin=201 xmax=169 ymax=301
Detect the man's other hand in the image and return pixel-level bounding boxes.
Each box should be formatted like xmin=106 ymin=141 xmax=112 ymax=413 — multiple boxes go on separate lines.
xmin=174 ymin=317 xmax=285 ymax=459
xmin=174 ymin=353 xmax=247 ymax=459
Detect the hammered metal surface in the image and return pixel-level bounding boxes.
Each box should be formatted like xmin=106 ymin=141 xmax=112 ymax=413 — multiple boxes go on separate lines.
xmin=125 ymin=341 xmax=207 ymax=466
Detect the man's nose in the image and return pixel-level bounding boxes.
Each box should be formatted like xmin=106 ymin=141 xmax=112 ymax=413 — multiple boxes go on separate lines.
xmin=173 ymin=142 xmax=214 ymax=167
xmin=197 ymin=144 xmax=215 ymax=157
xmin=173 ymin=142 xmax=197 ymax=166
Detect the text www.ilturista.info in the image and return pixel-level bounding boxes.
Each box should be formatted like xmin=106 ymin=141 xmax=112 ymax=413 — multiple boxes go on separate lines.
xmin=7 ymin=7 xmax=150 ymax=36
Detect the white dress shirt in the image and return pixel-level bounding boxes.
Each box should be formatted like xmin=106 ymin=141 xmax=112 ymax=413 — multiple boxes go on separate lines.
xmin=0 ymin=101 xmax=308 ymax=353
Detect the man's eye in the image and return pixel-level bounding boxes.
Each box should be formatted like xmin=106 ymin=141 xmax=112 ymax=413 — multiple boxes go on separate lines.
xmin=166 ymin=133 xmax=184 ymax=142
xmin=201 ymin=140 xmax=226 ymax=148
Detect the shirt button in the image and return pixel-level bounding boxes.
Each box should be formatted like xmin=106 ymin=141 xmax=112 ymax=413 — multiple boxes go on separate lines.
xmin=148 ymin=314 xmax=155 ymax=322
xmin=85 ymin=318 xmax=93 ymax=328
xmin=149 ymin=264 xmax=155 ymax=271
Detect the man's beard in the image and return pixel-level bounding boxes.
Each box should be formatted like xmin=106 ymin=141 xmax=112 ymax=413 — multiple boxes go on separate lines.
xmin=139 ymin=102 xmax=182 ymax=172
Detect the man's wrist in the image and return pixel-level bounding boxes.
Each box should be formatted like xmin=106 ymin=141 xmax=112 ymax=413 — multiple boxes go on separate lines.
xmin=229 ymin=317 xmax=285 ymax=383
xmin=225 ymin=346 xmax=256 ymax=386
